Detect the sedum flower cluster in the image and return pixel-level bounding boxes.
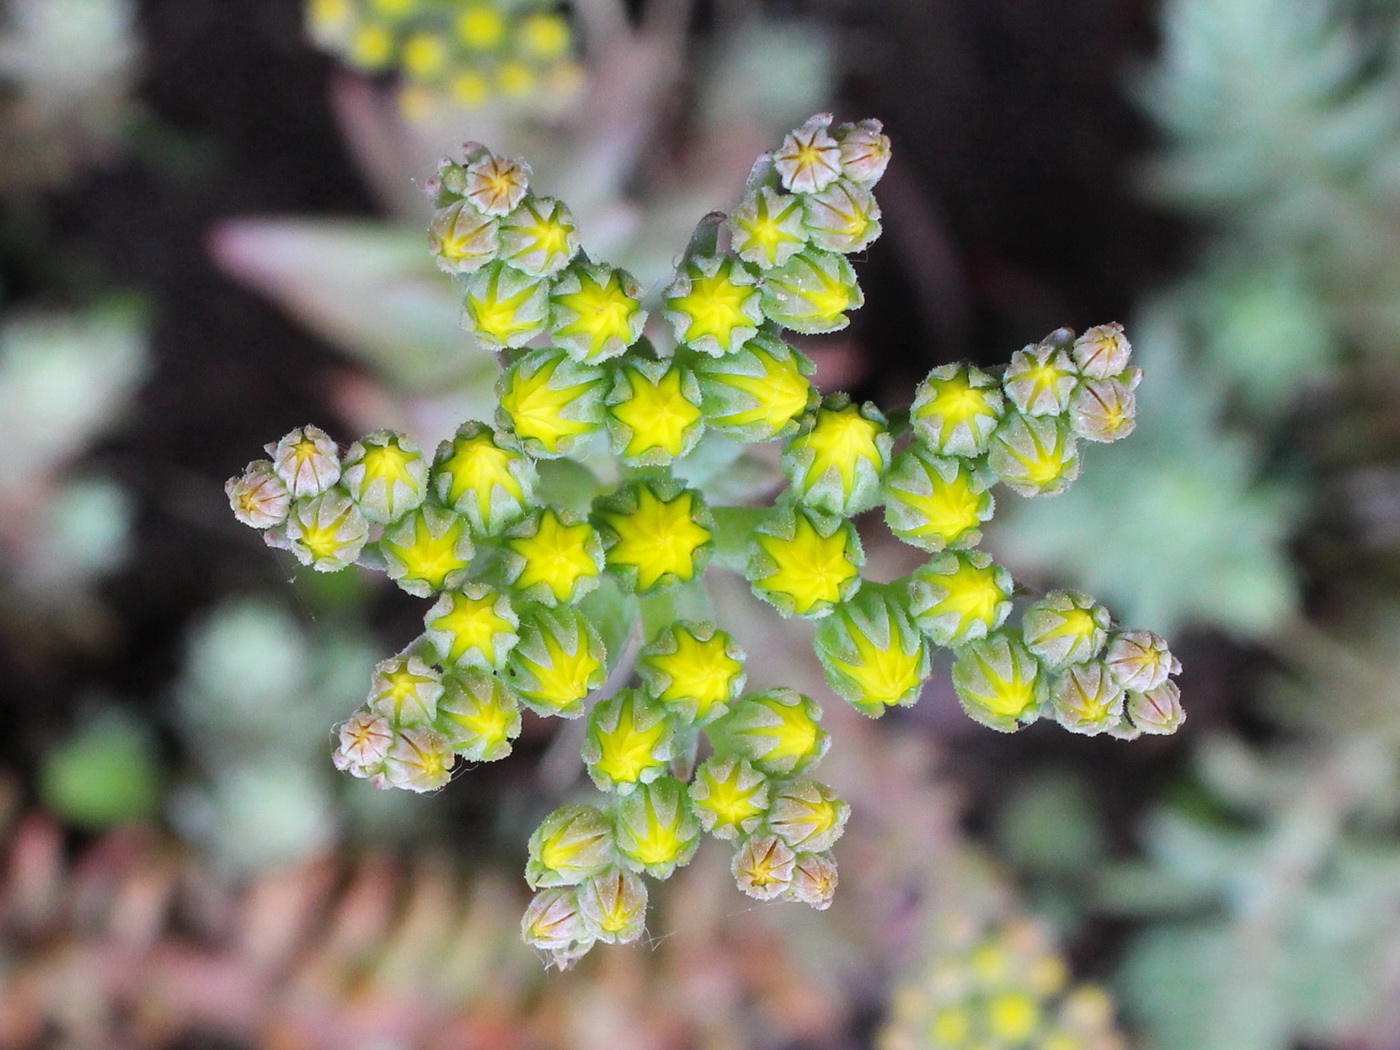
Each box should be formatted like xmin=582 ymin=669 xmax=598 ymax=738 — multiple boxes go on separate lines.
xmin=227 ymin=113 xmax=1182 ymax=967
xmin=306 ymin=0 xmax=580 ymax=118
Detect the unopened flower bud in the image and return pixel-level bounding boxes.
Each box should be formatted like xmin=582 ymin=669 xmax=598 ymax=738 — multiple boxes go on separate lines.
xmin=382 ymin=726 xmax=454 ymax=792
xmin=269 ymin=425 xmax=341 ymax=498
xmin=526 ymin=804 xmax=615 ymax=888
xmin=951 ymin=631 xmax=1048 ymax=732
xmin=507 ymin=605 xmax=606 ymax=718
xmin=605 ymin=357 xmax=705 ymax=464
xmin=1070 ymin=377 xmax=1137 ymax=443
xmin=785 ymin=850 xmax=838 ymax=909
xmin=1004 ymin=343 xmax=1078 ymax=417
xmin=802 ymin=179 xmax=882 ymax=254
xmin=1104 ymin=630 xmax=1180 ymax=692
xmin=695 ymin=335 xmax=816 ymax=441
xmin=423 ymin=583 xmax=519 ymax=670
xmin=882 ymin=446 xmax=994 ymax=552
xmin=583 ymin=689 xmax=675 ymax=793
xmin=1022 ymin=591 xmax=1109 ymax=669
xmin=759 ymin=248 xmax=863 ymax=334
xmin=577 ymin=867 xmax=648 ymax=945
xmin=713 ymin=688 xmax=829 ymax=776
xmin=341 ymin=429 xmax=428 ymax=524
xmin=783 ymin=395 xmax=891 ymax=516
xmin=835 ymin=118 xmax=891 ymax=184
xmin=910 ymin=364 xmax=1005 ymax=458
xmin=728 ymin=186 xmax=808 ymax=269
xmin=549 ymin=261 xmax=646 ymax=363
xmin=430 ymin=421 xmax=536 ymax=534
xmin=731 ymin=833 xmax=796 ymax=900
xmin=434 ymin=668 xmax=520 ymax=760
xmin=429 ymin=200 xmax=499 ymax=274
xmin=663 ymin=254 xmax=763 ymax=356
xmin=768 ymin=779 xmax=849 ymax=852
xmin=1126 ymin=680 xmax=1185 ymax=734
xmin=379 ymin=504 xmax=475 ymax=596
xmin=1072 ymin=323 xmax=1132 ymax=379
xmin=285 ymin=489 xmax=370 ymax=571
xmin=905 ymin=550 xmax=1014 ymax=647
xmin=227 ymin=460 xmax=290 ymax=529
xmin=368 ymin=652 xmax=444 ymax=726
xmin=464 ymin=151 xmax=530 ymax=216
xmin=987 ymin=413 xmax=1080 ymax=497
xmin=501 ymin=507 xmax=604 ymax=605
xmin=1051 ymin=663 xmax=1126 ymax=736
xmin=593 ymin=481 xmax=713 ymax=594
xmin=496 ymin=346 xmax=606 ymax=458
xmin=688 ymin=756 xmax=769 ymax=840
xmin=521 ymin=887 xmax=594 ymax=969
xmin=638 ymin=621 xmax=745 ymax=726
xmin=462 ymin=261 xmax=551 ymax=350
xmin=773 ymin=114 xmax=842 ymax=194
xmin=614 ymin=776 xmax=701 ymax=879
xmin=333 ymin=709 xmax=393 ymax=777
xmin=497 ymin=196 xmax=579 ymax=277
xmin=815 ymin=584 xmax=930 ymax=715
xmin=748 ymin=504 xmax=863 ymax=619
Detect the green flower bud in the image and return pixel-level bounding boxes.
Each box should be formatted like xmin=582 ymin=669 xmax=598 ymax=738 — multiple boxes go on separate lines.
xmin=905 ymin=550 xmax=1014 ymax=647
xmin=1003 ymin=342 xmax=1078 ymax=417
xmin=987 ymin=413 xmax=1080 ymax=497
xmin=507 ymin=605 xmax=606 ymax=718
xmin=835 ymin=118 xmax=891 ymax=185
xmin=713 ymin=688 xmax=829 ymax=777
xmin=1126 ymin=680 xmax=1185 ymax=735
xmin=815 ymin=584 xmax=930 ymax=716
xmin=368 ymin=652 xmax=444 ymax=726
xmin=332 ymin=709 xmax=393 ymax=778
xmin=729 ymin=186 xmax=808 ymax=269
xmin=269 ymin=425 xmax=341 ymax=498
xmin=759 ymin=248 xmax=863 ymax=334
xmin=341 ymin=429 xmax=428 ymax=524
xmin=226 ymin=460 xmax=290 ymax=529
xmin=582 ymin=689 xmax=675 ymax=793
xmin=496 ymin=346 xmax=606 ymax=458
xmin=731 ymin=833 xmax=796 ymax=900
xmin=604 ymin=356 xmax=706 ymax=465
xmin=383 ymin=726 xmax=455 ymax=792
xmin=910 ymin=364 xmax=1005 ymax=458
xmin=497 ymin=196 xmax=579 ymax=277
xmin=1104 ymin=630 xmax=1180 ymax=692
xmin=1022 ymin=591 xmax=1109 ymax=669
xmin=663 ymin=254 xmax=763 ymax=356
xmin=773 ymin=114 xmax=842 ymax=194
xmin=614 ymin=776 xmax=701 ymax=879
xmin=430 ymin=421 xmax=537 ymax=534
xmin=549 ymin=262 xmax=645 ymax=363
xmin=882 ymin=446 xmax=994 ymax=552
xmin=428 ymin=199 xmax=499 ymax=274
xmin=462 ymin=261 xmax=551 ymax=350
xmin=521 ymin=886 xmax=594 ymax=970
xmin=782 ymin=395 xmax=891 ymax=515
xmin=768 ymin=779 xmax=849 ymax=852
xmin=748 ymin=504 xmax=864 ymax=619
xmin=285 ymin=489 xmax=371 ymax=571
xmin=695 ymin=335 xmax=816 ymax=442
xmin=1050 ymin=663 xmax=1125 ymax=736
xmin=379 ymin=504 xmax=475 ymax=596
xmin=688 ymin=756 xmax=769 ymax=840
xmin=526 ymin=804 xmax=615 ymax=888
xmin=423 ymin=582 xmax=519 ymax=670
xmin=577 ymin=867 xmax=648 ymax=945
xmin=501 ymin=507 xmax=604 ymax=605
xmin=951 ymin=631 xmax=1048 ymax=732
xmin=638 ymin=621 xmax=746 ymax=726
xmin=1071 ymin=322 xmax=1131 ymax=379
xmin=1070 ymin=376 xmax=1137 ymax=443
xmin=593 ymin=480 xmax=713 ymax=594
xmin=434 ymin=668 xmax=520 ymax=761
xmin=802 ymin=179 xmax=882 ymax=254
xmin=785 ymin=850 xmax=838 ymax=910
xmin=464 ymin=150 xmax=530 ymax=216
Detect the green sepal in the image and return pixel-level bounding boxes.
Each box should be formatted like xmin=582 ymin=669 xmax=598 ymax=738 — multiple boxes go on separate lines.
xmin=814 ymin=583 xmax=930 ymax=716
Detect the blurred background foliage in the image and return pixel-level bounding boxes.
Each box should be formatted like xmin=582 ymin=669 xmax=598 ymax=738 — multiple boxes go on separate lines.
xmin=3 ymin=0 xmax=1400 ymax=1047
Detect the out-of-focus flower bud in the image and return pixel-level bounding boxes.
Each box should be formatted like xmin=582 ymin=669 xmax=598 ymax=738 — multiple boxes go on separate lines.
xmin=332 ymin=709 xmax=393 ymax=778
xmin=430 ymin=421 xmax=536 ymax=534
xmin=910 ymin=364 xmax=1005 ymax=458
xmin=785 ymin=850 xmax=838 ymax=909
xmin=604 ymin=357 xmax=705 ymax=464
xmin=638 ymin=621 xmax=745 ymax=726
xmin=507 ymin=605 xmax=605 ymax=718
xmin=1051 ymin=663 xmax=1126 ymax=736
xmin=747 ymin=504 xmax=863 ymax=618
xmin=429 ymin=200 xmax=499 ymax=274
xmin=526 ymin=804 xmax=615 ymax=888
xmin=464 ymin=150 xmax=530 ymax=216
xmin=768 ymin=779 xmax=849 ymax=852
xmin=987 ymin=413 xmax=1080 ymax=497
xmin=882 ymin=446 xmax=994 ymax=552
xmin=434 ymin=668 xmax=520 ymax=760
xmin=1126 ymin=680 xmax=1185 ymax=735
xmin=1004 ymin=342 xmax=1078 ymax=417
xmin=521 ymin=886 xmax=594 ymax=970
xmin=462 ymin=261 xmax=551 ymax=350
xmin=783 ymin=395 xmax=891 ymax=516
xmin=1070 ymin=377 xmax=1137 ymax=443
xmin=695 ymin=335 xmax=816 ymax=442
xmin=583 ymin=689 xmax=675 ymax=793
xmin=497 ymin=196 xmax=579 ymax=277
xmin=802 ymin=179 xmax=881 ymax=254
xmin=501 ymin=507 xmax=604 ymax=605
xmin=773 ymin=114 xmax=842 ymax=194
xmin=423 ymin=583 xmax=519 ymax=670
xmin=1072 ymin=323 xmax=1132 ymax=379
xmin=379 ymin=504 xmax=475 ymax=596
xmin=614 ymin=776 xmax=701 ymax=879
xmin=593 ymin=481 xmax=713 ymax=594
xmin=816 ymin=584 xmax=930 ymax=715
xmin=348 ymin=23 xmax=394 ymax=70
xmin=758 ymin=248 xmax=863 ymax=334
xmin=905 ymin=550 xmax=1014 ymax=647
xmin=269 ymin=425 xmax=341 ymax=498
xmin=285 ymin=489 xmax=370 ymax=571
xmin=368 ymin=652 xmax=444 ymax=726
xmin=713 ymin=688 xmax=829 ymax=776
xmin=382 ymin=726 xmax=455 ymax=792
xmin=1104 ymin=630 xmax=1180 ymax=692
xmin=729 ymin=186 xmax=808 ymax=269
xmin=1022 ymin=591 xmax=1110 ymax=669
xmin=663 ymin=254 xmax=763 ymax=356
xmin=731 ymin=833 xmax=796 ymax=900
xmin=549 ymin=262 xmax=645 ymax=363
xmin=456 ymin=5 xmax=506 ymax=50
xmin=518 ymin=11 xmax=571 ymax=60
xmin=496 ymin=346 xmax=606 ymax=457
xmin=227 ymin=460 xmax=290 ymax=529
xmin=835 ymin=118 xmax=891 ymax=185
xmin=688 ymin=756 xmax=769 ymax=840
xmin=951 ymin=631 xmax=1048 ymax=732
xmin=577 ymin=867 xmax=648 ymax=945
xmin=341 ymin=429 xmax=428 ymax=524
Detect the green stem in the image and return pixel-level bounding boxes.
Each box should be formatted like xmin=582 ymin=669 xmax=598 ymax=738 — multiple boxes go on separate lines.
xmin=710 ymin=507 xmax=769 ymax=572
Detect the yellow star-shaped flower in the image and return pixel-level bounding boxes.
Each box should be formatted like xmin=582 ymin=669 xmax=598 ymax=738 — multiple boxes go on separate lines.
xmin=704 ymin=344 xmax=812 ymax=437
xmin=434 ymin=428 xmax=529 ymax=528
xmin=587 ymin=693 xmax=669 ymax=787
xmin=645 ymin=626 xmax=742 ymax=720
xmin=608 ymin=363 xmax=702 ymax=460
xmin=665 ymin=257 xmax=759 ymax=353
xmin=791 ymin=402 xmax=884 ymax=497
xmin=426 ymin=589 xmax=515 ymax=667
xmin=511 ymin=614 xmax=603 ymax=715
xmin=598 ymin=488 xmax=710 ymax=591
xmin=498 ymin=351 xmax=602 ymax=455
xmin=753 ymin=511 xmax=860 ymax=616
xmin=827 ymin=622 xmax=925 ymax=708
xmin=383 ymin=510 xmax=473 ymax=593
xmin=506 ymin=510 xmax=601 ymax=602
xmin=551 ymin=266 xmax=641 ymax=362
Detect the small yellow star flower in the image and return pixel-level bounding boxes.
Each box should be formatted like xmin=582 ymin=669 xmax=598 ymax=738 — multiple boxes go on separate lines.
xmin=883 ymin=448 xmax=993 ymax=552
xmin=911 ymin=363 xmax=1005 ymax=457
xmin=663 ymin=255 xmax=762 ymax=356
xmin=578 ymin=869 xmax=647 ymax=944
xmin=380 ymin=505 xmax=474 ymax=596
xmin=368 ymin=653 xmax=444 ymax=726
xmin=759 ymin=248 xmax=862 ymax=334
xmin=434 ymin=669 xmax=520 ymax=760
xmin=1022 ymin=590 xmax=1109 ymax=669
xmin=613 ymin=777 xmax=700 ymax=878
xmin=430 ymin=422 xmax=535 ymax=534
xmin=907 ymin=550 xmax=1013 ymax=647
xmin=688 ymin=756 xmax=769 ymax=839
xmin=498 ymin=197 xmax=578 ymax=277
xmin=1004 ymin=343 xmax=1078 ymax=416
xmin=750 ymin=506 xmax=862 ymax=618
xmin=698 ymin=336 xmax=815 ymax=441
xmin=422 ymin=583 xmax=518 ymax=669
xmin=341 ymin=429 xmax=428 ymax=524
xmin=638 ymin=622 xmax=745 ymax=725
xmin=784 ymin=396 xmax=890 ymax=514
xmin=729 ymin=187 xmax=808 ymax=269
xmin=508 ymin=607 xmax=605 ymax=718
xmin=717 ymin=688 xmax=829 ymax=776
xmin=773 ymin=114 xmax=842 ymax=194
xmin=605 ymin=359 xmax=705 ymax=463
xmin=951 ymin=631 xmax=1047 ymax=732
xmin=504 ymin=508 xmax=603 ymax=604
xmin=817 ymin=586 xmax=929 ymax=715
xmin=497 ymin=348 xmax=605 ymax=457
xmin=550 ymin=263 xmax=645 ymax=363
xmin=526 ymin=804 xmax=614 ymax=888
xmin=988 ymin=413 xmax=1080 ymax=496
xmin=595 ymin=484 xmax=712 ymax=592
xmin=463 ymin=262 xmax=551 ymax=349
xmin=583 ymin=690 xmax=673 ymax=792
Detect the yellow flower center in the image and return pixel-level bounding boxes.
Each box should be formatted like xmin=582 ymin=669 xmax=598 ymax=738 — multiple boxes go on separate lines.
xmin=349 ymin=24 xmax=394 ymax=68
xmin=465 ymin=272 xmax=544 ymax=344
xmin=600 ymin=488 xmax=710 ymax=590
xmin=924 ymin=560 xmax=1008 ymax=634
xmin=592 ymin=695 xmax=668 ymax=784
xmin=828 ymin=620 xmax=924 ymax=705
xmin=502 ymin=201 xmax=573 ymax=267
xmin=376 ymin=664 xmax=437 ymax=722
xmin=519 ymin=13 xmax=570 ymax=59
xmin=888 ymin=461 xmax=988 ymax=544
xmin=553 ymin=269 xmax=638 ymax=360
xmin=508 ymin=511 xmax=599 ymax=601
xmin=441 ymin=688 xmax=514 ymax=749
xmin=733 ymin=193 xmax=804 ymax=264
xmin=622 ymin=792 xmax=686 ymax=866
xmin=736 ymin=696 xmax=821 ymax=766
xmin=388 ymin=515 xmax=472 ymax=590
xmin=498 ymin=354 xmax=600 ymax=454
xmin=670 ymin=261 xmax=757 ymax=347
xmin=755 ymin=514 xmax=858 ymax=615
xmin=696 ymin=765 xmax=765 ymax=829
xmin=609 ymin=364 xmax=702 ymax=459
xmin=708 ymin=347 xmax=810 ymax=436
xmin=516 ymin=622 xmax=601 ymax=710
xmin=915 ymin=373 xmax=999 ymax=439
xmin=649 ymin=629 xmax=740 ymax=717
xmin=436 ymin=431 xmax=526 ymax=523
xmin=794 ymin=404 xmax=883 ymax=493
xmin=457 ymin=6 xmax=505 ymax=49
xmin=961 ymin=650 xmax=1039 ymax=719
xmin=401 ymin=32 xmax=448 ymax=78
xmin=429 ymin=592 xmax=513 ymax=664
